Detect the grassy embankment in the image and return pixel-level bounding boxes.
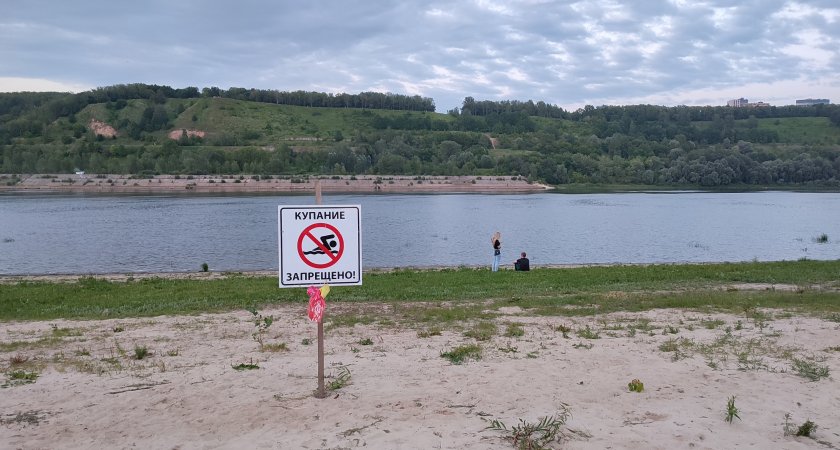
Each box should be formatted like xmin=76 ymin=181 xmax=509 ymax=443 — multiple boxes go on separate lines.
xmin=2 ymin=260 xmax=839 ymax=325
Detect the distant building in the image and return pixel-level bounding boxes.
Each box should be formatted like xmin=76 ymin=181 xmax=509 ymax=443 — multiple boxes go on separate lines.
xmin=748 ymin=101 xmax=770 ymax=108
xmin=727 ymin=98 xmax=749 ymax=107
xmin=795 ymin=98 xmax=830 ymax=106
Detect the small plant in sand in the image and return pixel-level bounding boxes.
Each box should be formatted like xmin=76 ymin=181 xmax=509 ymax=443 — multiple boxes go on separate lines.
xmin=9 ymin=354 xmax=29 ymax=365
xmin=328 ymin=366 xmax=351 ymax=391
xmin=301 ymin=338 xmax=312 ymax=345
xmin=261 ymin=342 xmax=288 ymax=352
xmin=487 ymin=405 xmax=570 ymax=450
xmin=784 ymin=413 xmax=818 ymax=437
xmin=791 ymin=358 xmax=829 ymax=381
xmin=796 ymin=419 xmax=818 ymax=437
xmin=702 ymin=319 xmax=725 ymax=329
xmin=2 ymin=370 xmax=39 ymax=387
xmin=555 ymin=324 xmax=572 ymax=338
xmin=358 ymin=338 xmax=373 ymax=346
xmin=662 ymin=326 xmax=679 ymax=335
xmin=499 ymin=344 xmax=518 ymax=354
xmin=724 ymin=396 xmax=741 ymax=424
xmin=576 ymin=326 xmax=600 ymax=339
xmin=133 ymin=345 xmax=149 ymax=360
xmin=627 ymin=379 xmax=644 ymax=393
xmin=232 ymin=360 xmax=260 ymax=371
xmin=248 ymin=307 xmax=274 ymax=348
xmin=441 ymin=344 xmax=482 ymax=364
xmin=504 ymin=323 xmax=525 ymax=337
xmin=50 ymin=324 xmax=82 ymax=337
xmin=417 ymin=327 xmax=442 ymax=338
xmin=465 ymin=321 xmax=497 ymax=341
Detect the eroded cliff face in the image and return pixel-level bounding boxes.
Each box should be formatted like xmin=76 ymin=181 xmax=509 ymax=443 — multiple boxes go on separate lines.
xmin=168 ymin=129 xmax=206 ymax=140
xmin=88 ymin=119 xmax=118 ymax=138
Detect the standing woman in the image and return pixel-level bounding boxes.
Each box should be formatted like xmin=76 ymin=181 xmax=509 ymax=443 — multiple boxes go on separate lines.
xmin=491 ymin=231 xmax=501 ymax=272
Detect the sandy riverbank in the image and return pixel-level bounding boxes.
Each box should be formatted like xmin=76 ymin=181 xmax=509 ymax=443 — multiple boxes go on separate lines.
xmin=0 ymin=174 xmax=550 ymax=194
xmin=1 ymin=304 xmax=838 ymax=449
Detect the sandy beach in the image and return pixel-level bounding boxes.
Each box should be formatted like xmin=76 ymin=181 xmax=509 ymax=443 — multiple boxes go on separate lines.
xmin=0 ymin=174 xmax=550 ymax=195
xmin=2 ymin=300 xmax=838 ymax=449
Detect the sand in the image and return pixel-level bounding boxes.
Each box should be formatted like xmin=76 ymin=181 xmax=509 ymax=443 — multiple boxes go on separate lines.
xmin=2 ymin=302 xmax=838 ymax=449
xmin=0 ymin=174 xmax=550 ymax=195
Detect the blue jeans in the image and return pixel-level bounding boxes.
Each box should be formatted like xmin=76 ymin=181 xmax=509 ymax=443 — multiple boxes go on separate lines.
xmin=492 ymin=253 xmax=501 ymax=271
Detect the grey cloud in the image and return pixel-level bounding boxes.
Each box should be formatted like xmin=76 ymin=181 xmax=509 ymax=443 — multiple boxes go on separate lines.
xmin=2 ymin=0 xmax=839 ymax=110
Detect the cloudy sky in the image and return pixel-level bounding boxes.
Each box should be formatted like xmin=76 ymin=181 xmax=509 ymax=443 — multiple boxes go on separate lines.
xmin=1 ymin=0 xmax=838 ymax=112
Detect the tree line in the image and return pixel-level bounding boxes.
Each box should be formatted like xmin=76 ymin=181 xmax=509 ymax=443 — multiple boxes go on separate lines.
xmin=4 ymin=128 xmax=839 ymax=187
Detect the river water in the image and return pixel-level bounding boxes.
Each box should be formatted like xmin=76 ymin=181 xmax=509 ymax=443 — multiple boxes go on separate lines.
xmin=1 ymin=191 xmax=838 ymax=275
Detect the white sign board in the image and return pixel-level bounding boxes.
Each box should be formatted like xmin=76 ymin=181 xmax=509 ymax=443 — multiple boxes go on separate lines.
xmin=278 ymin=205 xmax=362 ymax=287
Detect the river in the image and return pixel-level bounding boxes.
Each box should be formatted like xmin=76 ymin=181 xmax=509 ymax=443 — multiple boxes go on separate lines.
xmin=1 ymin=191 xmax=838 ymax=275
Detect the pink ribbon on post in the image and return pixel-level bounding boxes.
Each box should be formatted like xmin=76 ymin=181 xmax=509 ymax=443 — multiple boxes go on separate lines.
xmin=307 ymin=285 xmax=327 ymax=323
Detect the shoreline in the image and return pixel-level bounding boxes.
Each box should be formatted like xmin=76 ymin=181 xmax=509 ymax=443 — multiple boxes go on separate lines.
xmin=0 ymin=261 xmax=811 ymax=285
xmin=0 ymin=174 xmax=550 ymax=194
xmin=0 ymin=264 xmax=600 ymax=284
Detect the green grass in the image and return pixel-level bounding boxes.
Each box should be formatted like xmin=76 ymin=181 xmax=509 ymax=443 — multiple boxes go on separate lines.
xmin=791 ymin=358 xmax=830 ymax=381
xmin=232 ymin=362 xmax=260 ymax=371
xmin=756 ymin=117 xmax=840 ymax=144
xmin=440 ymin=344 xmax=482 ymax=364
xmin=464 ymin=321 xmax=498 ymax=341
xmin=2 ymin=261 xmax=840 ymax=321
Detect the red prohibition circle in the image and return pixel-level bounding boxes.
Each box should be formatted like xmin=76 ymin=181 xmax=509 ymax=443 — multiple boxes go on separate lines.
xmin=297 ymin=222 xmax=345 ymax=269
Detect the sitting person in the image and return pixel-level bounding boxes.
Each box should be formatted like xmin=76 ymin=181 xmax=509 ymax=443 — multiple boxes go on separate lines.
xmin=514 ymin=252 xmax=530 ymax=271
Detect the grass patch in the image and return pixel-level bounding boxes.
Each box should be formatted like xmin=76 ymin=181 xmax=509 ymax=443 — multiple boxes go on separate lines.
xmin=464 ymin=321 xmax=497 ymax=341
xmin=324 ymin=313 xmax=376 ymax=331
xmin=328 ymin=366 xmax=352 ymax=390
xmin=261 ymin=342 xmax=288 ymax=352
xmin=50 ymin=324 xmax=83 ymax=337
xmin=503 ymin=323 xmax=525 ymax=337
xmin=577 ymin=325 xmax=600 ymax=339
xmin=133 ymin=345 xmax=149 ymax=360
xmin=2 ymin=261 xmax=840 ymax=321
xmin=417 ymin=327 xmax=442 ymax=338
xmin=487 ymin=405 xmax=570 ymax=449
xmin=2 ymin=370 xmax=39 ymax=387
xmin=701 ymin=319 xmax=726 ymax=329
xmin=440 ymin=344 xmax=482 ymax=364
xmin=791 ymin=358 xmax=830 ymax=381
xmin=232 ymin=361 xmax=260 ymax=371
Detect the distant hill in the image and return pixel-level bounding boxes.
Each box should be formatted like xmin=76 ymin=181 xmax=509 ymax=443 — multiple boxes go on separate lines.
xmin=1 ymin=84 xmax=839 ymax=188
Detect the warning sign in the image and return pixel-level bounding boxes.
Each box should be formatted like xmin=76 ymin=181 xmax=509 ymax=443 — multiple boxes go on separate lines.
xmin=279 ymin=205 xmax=361 ymax=287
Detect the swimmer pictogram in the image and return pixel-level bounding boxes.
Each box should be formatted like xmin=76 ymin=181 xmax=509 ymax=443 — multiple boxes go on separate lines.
xmin=297 ymin=223 xmax=344 ymax=269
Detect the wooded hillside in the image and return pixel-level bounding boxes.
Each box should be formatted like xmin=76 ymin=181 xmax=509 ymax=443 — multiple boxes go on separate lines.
xmin=2 ymin=83 xmax=840 ymax=188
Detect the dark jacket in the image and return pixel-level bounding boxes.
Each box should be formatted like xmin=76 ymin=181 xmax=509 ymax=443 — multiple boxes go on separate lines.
xmin=514 ymin=257 xmax=530 ymax=271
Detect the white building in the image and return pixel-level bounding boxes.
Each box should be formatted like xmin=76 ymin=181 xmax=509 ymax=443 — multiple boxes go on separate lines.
xmin=726 ymin=98 xmax=749 ymax=107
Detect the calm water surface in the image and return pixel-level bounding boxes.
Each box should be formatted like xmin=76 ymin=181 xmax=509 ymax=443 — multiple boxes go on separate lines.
xmin=1 ymin=191 xmax=839 ymax=275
